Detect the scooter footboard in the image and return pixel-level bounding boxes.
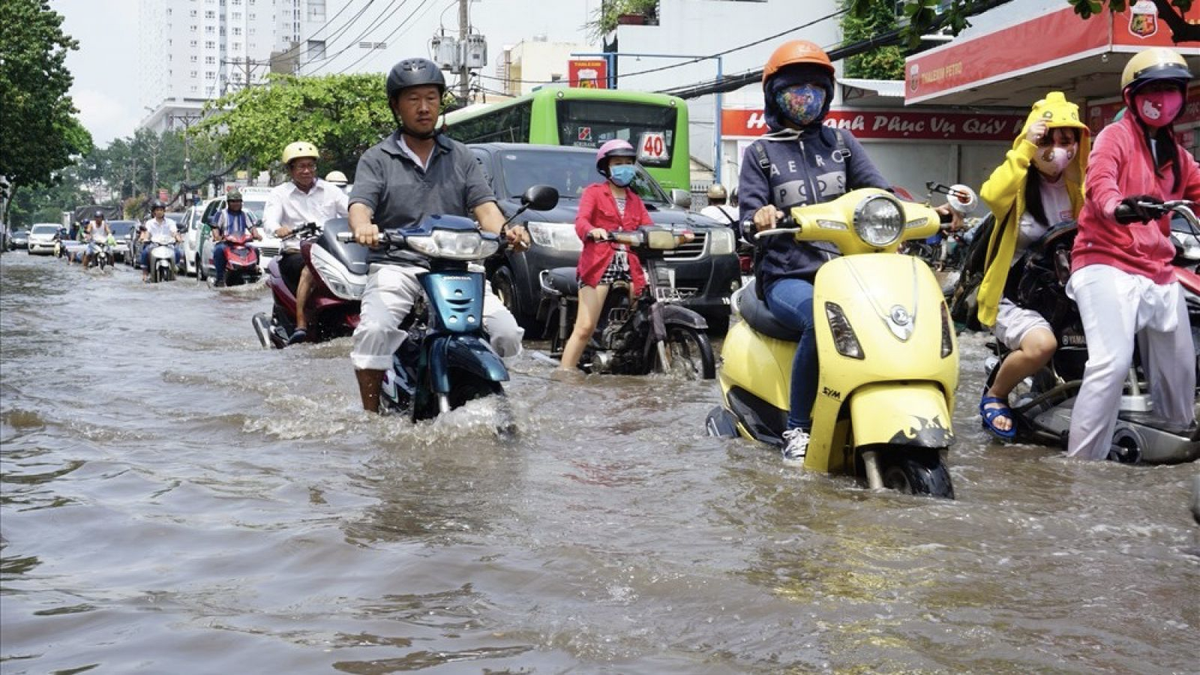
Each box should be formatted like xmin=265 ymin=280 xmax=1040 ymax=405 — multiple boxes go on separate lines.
xmin=428 ymin=335 xmax=509 ymax=394
xmin=849 ymin=382 xmax=954 ymax=448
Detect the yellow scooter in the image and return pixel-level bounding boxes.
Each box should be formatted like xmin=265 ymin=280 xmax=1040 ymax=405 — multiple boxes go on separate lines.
xmin=706 ymin=188 xmax=958 ymax=498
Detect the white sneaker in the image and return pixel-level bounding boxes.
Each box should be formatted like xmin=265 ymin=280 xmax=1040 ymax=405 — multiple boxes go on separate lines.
xmin=780 ymin=428 xmax=810 ymax=462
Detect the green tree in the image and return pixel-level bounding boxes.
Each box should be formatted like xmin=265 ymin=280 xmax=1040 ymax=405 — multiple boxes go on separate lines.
xmin=0 ymin=0 xmax=93 ymax=222
xmin=586 ymin=0 xmax=660 ymax=40
xmin=841 ymin=1 xmax=906 ymax=80
xmin=869 ymin=1 xmax=1198 ymax=46
xmin=195 ymin=73 xmax=394 ymax=180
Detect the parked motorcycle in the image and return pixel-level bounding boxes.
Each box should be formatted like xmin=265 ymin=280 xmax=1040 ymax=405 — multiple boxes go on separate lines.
xmin=335 ymin=185 xmax=559 ymax=422
xmin=979 ymin=200 xmax=1200 ymax=464
xmin=213 ymin=231 xmax=262 ymax=287
xmin=252 ymin=222 xmax=362 ymax=349
xmin=706 ymin=188 xmax=958 ymax=498
xmin=536 ymin=226 xmax=716 ymax=379
xmin=146 ymin=235 xmax=179 ymax=283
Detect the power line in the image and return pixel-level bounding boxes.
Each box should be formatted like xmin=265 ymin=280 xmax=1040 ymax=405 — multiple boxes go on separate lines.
xmin=271 ymin=0 xmax=362 ymax=63
xmin=659 ymin=0 xmax=1015 ymax=100
xmin=477 ymin=8 xmax=847 ymax=87
xmin=332 ymin=0 xmax=440 ymax=76
xmin=308 ymin=0 xmax=410 ymax=74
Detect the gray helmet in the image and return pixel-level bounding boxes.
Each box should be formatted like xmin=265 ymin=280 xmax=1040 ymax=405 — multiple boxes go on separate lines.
xmin=386 ymin=58 xmax=446 ymax=100
xmin=150 ymin=200 xmax=166 ymax=211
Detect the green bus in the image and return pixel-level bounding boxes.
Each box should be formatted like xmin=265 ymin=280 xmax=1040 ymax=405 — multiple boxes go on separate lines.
xmin=442 ymin=87 xmax=691 ymax=191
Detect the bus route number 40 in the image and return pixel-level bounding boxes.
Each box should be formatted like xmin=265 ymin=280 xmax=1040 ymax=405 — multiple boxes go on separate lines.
xmin=637 ymin=132 xmax=669 ymax=163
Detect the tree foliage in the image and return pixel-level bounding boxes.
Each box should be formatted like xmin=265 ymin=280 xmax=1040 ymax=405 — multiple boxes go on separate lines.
xmin=840 ymin=1 xmax=906 ymax=80
xmin=0 ymin=0 xmax=92 ymax=193
xmin=586 ymin=0 xmax=661 ymax=40
xmin=195 ymin=73 xmax=394 ymax=180
xmin=868 ymin=1 xmax=1198 ymax=46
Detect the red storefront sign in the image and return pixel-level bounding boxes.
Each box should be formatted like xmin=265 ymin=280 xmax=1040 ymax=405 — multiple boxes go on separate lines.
xmin=721 ymin=108 xmax=1025 ymax=142
xmin=568 ymin=59 xmax=608 ymax=89
xmin=905 ymin=5 xmax=1200 ymax=105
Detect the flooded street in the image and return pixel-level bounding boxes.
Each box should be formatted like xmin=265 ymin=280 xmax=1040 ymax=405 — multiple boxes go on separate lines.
xmin=2 ymin=252 xmax=1198 ymax=673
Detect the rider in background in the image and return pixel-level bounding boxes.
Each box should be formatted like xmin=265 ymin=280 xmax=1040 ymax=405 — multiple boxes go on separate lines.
xmin=325 ymin=170 xmax=350 ymax=195
xmin=738 ymin=40 xmax=891 ymax=461
xmin=975 ymin=92 xmax=1089 ymax=440
xmin=211 ymin=191 xmax=261 ymax=287
xmin=262 ymin=142 xmax=349 ymax=343
xmin=558 ymin=139 xmax=654 ymax=374
xmin=1067 ymin=47 xmax=1198 ymax=460
xmin=348 ymin=57 xmax=529 ymax=412
xmin=139 ymin=201 xmax=183 ymax=282
xmin=700 ymin=183 xmax=738 ymax=227
xmin=80 ymin=210 xmax=111 ymax=268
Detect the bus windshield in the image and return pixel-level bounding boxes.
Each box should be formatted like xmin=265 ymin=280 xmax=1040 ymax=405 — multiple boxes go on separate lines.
xmin=555 ymin=100 xmax=677 ymax=167
xmin=497 ymin=149 xmax=671 ymax=206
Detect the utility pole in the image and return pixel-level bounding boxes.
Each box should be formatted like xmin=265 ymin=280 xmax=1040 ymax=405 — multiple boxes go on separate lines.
xmin=169 ymin=112 xmax=202 ymax=194
xmin=458 ymin=0 xmax=470 ymax=101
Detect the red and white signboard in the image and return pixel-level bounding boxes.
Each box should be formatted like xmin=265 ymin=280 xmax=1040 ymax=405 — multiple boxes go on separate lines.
xmin=568 ymin=59 xmax=608 ymax=89
xmin=905 ymin=5 xmax=1200 ymax=105
xmin=637 ymin=131 xmax=670 ymax=162
xmin=721 ymin=108 xmax=1026 ymax=142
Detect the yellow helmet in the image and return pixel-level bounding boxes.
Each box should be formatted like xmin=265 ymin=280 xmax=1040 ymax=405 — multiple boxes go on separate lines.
xmin=1121 ymin=47 xmax=1192 ymax=95
xmin=324 ymin=170 xmax=348 ymax=185
xmin=282 ymin=141 xmax=319 ymax=166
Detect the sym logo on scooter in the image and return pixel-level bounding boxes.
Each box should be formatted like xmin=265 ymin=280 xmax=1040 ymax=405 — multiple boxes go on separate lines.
xmin=822 ymin=386 xmax=842 ymax=400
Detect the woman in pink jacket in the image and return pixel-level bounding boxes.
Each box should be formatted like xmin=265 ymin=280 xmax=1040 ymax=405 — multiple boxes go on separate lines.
xmin=557 ymin=139 xmax=653 ymax=373
xmin=1067 ymin=48 xmax=1199 ymax=460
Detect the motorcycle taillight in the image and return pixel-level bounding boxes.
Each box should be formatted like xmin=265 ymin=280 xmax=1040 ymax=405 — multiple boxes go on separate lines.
xmin=739 ymin=255 xmax=753 ymax=274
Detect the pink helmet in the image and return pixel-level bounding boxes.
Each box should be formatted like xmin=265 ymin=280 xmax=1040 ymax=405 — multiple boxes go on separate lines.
xmin=595 ymin=139 xmax=637 ymax=175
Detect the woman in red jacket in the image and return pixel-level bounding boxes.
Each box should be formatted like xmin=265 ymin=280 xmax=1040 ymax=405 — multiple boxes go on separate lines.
xmin=558 ymin=139 xmax=654 ymax=373
xmin=1067 ymin=47 xmax=1199 ymax=460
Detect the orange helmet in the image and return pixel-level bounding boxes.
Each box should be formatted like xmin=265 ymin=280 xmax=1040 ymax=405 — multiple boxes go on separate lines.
xmin=763 ymin=40 xmax=834 ymax=84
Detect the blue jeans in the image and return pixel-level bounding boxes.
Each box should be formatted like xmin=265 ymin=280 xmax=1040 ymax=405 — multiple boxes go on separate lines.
xmin=212 ymin=242 xmax=227 ymax=282
xmin=765 ymin=278 xmax=817 ymax=431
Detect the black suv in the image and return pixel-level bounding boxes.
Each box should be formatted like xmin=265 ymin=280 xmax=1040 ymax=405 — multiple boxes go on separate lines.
xmin=469 ymin=143 xmax=740 ymax=334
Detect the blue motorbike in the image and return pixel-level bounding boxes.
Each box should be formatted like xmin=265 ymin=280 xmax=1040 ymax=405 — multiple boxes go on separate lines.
xmin=339 ymin=186 xmax=559 ymax=423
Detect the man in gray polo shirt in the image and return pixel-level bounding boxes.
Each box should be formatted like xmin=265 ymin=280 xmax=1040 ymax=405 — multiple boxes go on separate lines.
xmin=348 ymin=57 xmax=529 ymax=413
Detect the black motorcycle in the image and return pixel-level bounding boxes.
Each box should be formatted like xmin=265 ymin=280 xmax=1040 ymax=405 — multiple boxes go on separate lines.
xmin=537 ymin=226 xmax=716 ymax=379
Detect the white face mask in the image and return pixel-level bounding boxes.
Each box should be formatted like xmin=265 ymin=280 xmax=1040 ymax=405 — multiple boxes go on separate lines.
xmin=1032 ymin=146 xmax=1074 ymax=177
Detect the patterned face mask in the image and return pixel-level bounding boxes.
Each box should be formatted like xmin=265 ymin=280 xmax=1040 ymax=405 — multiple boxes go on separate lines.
xmin=774 ymin=83 xmax=826 ymax=127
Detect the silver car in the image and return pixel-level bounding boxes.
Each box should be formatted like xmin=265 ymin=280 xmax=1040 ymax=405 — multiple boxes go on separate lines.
xmin=26 ymin=223 xmax=62 ymax=255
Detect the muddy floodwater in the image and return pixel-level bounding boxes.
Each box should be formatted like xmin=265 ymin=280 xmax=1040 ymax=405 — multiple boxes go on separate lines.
xmin=2 ymin=252 xmax=1198 ymax=673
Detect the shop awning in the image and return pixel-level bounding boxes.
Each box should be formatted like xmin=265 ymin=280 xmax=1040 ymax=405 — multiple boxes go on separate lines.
xmin=904 ymin=4 xmax=1200 ymax=108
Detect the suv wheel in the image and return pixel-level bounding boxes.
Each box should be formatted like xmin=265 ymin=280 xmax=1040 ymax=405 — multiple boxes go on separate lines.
xmin=491 ymin=266 xmax=541 ymax=339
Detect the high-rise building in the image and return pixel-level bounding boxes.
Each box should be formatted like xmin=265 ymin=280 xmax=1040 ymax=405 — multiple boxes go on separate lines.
xmin=138 ymin=0 xmax=330 ymax=134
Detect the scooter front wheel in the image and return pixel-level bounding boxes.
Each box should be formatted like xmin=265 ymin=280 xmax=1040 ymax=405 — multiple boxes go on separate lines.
xmin=652 ymin=326 xmax=716 ymax=380
xmin=875 ymin=448 xmax=955 ymax=499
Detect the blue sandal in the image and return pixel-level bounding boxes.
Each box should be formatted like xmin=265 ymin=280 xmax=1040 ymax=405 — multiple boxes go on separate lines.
xmin=286 ymin=328 xmax=307 ymax=345
xmin=979 ymin=392 xmax=1017 ymax=440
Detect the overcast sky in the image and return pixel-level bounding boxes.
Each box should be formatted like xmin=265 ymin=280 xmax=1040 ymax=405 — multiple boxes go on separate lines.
xmin=51 ymin=0 xmax=603 ymax=147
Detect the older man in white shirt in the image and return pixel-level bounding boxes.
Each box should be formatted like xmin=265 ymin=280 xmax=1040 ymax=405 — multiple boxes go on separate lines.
xmin=262 ymin=141 xmax=349 ymax=344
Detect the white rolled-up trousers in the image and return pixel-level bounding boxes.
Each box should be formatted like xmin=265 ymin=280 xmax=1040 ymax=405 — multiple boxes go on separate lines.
xmin=1066 ymin=264 xmax=1196 ymax=460
xmin=351 ymin=263 xmax=524 ymax=371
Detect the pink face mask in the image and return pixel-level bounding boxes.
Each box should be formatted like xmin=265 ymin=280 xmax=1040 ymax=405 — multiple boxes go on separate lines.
xmin=1135 ymin=89 xmax=1184 ymax=128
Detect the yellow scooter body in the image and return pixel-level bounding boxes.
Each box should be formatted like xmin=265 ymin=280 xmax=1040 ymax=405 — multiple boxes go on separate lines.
xmin=806 ymin=254 xmax=958 ymax=473
xmin=715 ymin=188 xmax=958 ymax=475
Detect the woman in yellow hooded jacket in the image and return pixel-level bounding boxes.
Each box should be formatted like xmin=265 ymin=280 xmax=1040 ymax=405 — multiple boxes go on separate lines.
xmin=976 ymin=92 xmax=1090 ymax=439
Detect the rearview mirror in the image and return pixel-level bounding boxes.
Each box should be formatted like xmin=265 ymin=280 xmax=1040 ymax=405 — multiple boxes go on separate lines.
xmin=669 ymin=189 xmax=692 ymax=209
xmin=521 ymin=185 xmax=559 ymax=211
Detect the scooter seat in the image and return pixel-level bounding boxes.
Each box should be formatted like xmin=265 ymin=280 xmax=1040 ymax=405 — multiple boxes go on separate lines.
xmin=737 ymin=279 xmax=805 ymax=342
xmin=545 ymin=267 xmax=579 ymax=298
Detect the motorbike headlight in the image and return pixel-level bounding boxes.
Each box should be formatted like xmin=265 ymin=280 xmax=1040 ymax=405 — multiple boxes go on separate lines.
xmin=825 ymin=301 xmax=864 ymax=359
xmin=527 ymin=221 xmax=583 ymax=252
xmin=853 ymin=194 xmax=905 ymax=248
xmin=310 ymin=245 xmax=366 ymax=300
xmin=707 ymin=227 xmax=736 ymax=255
xmin=940 ymin=302 xmax=954 ymax=358
xmin=405 ymin=230 xmax=500 ymax=260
